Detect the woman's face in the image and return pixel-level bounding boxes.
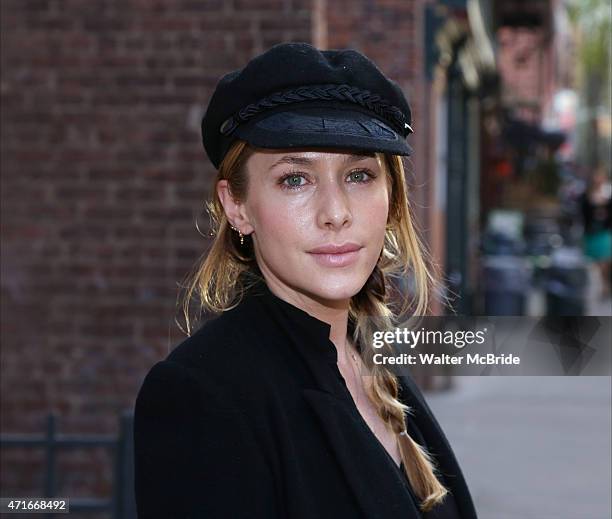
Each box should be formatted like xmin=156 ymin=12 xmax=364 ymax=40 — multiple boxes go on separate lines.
xmin=219 ymin=148 xmax=390 ymax=306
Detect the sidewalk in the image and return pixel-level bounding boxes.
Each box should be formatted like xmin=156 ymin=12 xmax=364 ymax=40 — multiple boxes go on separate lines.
xmin=425 ymin=376 xmax=612 ymax=518
xmin=584 ymin=262 xmax=612 ymax=316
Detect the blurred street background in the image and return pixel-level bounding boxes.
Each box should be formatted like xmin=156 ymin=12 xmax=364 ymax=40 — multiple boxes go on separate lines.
xmin=1 ymin=0 xmax=611 ymax=517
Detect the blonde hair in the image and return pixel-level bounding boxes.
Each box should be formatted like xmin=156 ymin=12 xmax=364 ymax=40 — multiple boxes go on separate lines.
xmin=179 ymin=140 xmax=448 ymax=511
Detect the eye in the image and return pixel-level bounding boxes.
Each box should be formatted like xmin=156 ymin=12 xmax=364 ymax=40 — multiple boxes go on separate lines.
xmin=279 ymin=172 xmax=308 ymax=190
xmin=347 ymin=169 xmax=375 ymax=183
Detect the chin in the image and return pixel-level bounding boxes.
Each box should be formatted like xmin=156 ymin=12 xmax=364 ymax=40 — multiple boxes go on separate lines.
xmin=299 ymin=270 xmax=371 ymax=304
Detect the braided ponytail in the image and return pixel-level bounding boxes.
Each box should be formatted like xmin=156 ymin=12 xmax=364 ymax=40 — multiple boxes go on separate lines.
xmin=348 ymin=154 xmax=449 ymax=511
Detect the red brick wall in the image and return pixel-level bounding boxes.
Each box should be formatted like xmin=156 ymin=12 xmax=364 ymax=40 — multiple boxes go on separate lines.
xmin=0 ymin=0 xmax=311 ymax=502
xmin=1 ymin=0 xmax=425 ymax=505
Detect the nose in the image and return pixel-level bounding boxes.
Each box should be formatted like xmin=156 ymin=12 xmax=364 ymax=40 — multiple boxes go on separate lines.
xmin=316 ymin=179 xmax=353 ymax=230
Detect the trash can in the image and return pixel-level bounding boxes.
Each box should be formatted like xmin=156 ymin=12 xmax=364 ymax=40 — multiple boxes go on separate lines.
xmin=481 ymin=231 xmax=525 ymax=256
xmin=482 ymin=256 xmax=532 ymax=315
xmin=545 ymin=247 xmax=588 ymax=316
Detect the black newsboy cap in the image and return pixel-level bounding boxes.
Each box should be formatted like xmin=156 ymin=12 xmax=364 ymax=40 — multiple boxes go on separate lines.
xmin=201 ymin=42 xmax=414 ymax=169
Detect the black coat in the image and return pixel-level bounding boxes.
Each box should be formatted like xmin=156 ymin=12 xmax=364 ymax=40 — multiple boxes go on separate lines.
xmin=133 ymin=279 xmax=478 ymax=518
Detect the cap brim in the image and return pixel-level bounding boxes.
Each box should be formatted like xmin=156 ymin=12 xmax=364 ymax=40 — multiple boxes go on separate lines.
xmin=233 ymin=106 xmax=413 ymax=156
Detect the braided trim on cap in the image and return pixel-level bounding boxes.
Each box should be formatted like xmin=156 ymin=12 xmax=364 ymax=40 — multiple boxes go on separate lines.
xmin=219 ymin=83 xmax=413 ymax=137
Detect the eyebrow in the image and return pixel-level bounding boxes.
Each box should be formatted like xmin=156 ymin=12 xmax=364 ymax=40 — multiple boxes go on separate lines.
xmin=268 ymin=152 xmax=375 ymax=171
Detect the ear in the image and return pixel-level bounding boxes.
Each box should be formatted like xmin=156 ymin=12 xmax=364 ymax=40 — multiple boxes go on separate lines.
xmin=216 ymin=180 xmax=254 ymax=235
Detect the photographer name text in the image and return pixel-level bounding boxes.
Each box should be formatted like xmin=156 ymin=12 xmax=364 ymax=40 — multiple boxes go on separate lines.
xmin=372 ymin=353 xmax=520 ymax=366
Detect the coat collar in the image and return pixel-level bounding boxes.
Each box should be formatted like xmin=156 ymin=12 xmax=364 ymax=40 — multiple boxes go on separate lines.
xmin=242 ymin=277 xmax=423 ymax=517
xmin=242 ymin=275 xmax=339 ymax=366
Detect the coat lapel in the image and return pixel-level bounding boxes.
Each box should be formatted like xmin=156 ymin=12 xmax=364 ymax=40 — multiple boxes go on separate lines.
xmin=302 ymin=388 xmax=421 ymax=519
xmin=248 ymin=280 xmax=475 ymax=517
xmin=249 ymin=283 xmax=421 ymax=516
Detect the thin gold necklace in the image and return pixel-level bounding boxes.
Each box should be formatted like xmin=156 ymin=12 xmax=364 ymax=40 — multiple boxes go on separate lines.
xmin=344 ymin=340 xmax=363 ymax=404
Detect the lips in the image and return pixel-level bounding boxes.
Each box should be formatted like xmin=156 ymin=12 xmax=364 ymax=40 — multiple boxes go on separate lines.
xmin=307 ymin=243 xmax=363 ymax=254
xmin=307 ymin=242 xmax=364 ymax=268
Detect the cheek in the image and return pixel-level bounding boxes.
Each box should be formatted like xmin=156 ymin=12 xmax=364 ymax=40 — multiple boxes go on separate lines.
xmin=371 ymin=191 xmax=390 ymax=224
xmin=357 ymin=185 xmax=390 ymax=235
xmin=248 ymin=194 xmax=310 ymax=252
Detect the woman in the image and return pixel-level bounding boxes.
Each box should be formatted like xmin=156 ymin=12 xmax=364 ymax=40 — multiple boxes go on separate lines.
xmin=134 ymin=42 xmax=478 ymax=518
xmin=581 ymin=168 xmax=612 ymax=299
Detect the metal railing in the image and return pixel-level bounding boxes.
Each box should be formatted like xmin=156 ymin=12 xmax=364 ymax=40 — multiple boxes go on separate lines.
xmin=0 ymin=412 xmax=136 ymax=519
